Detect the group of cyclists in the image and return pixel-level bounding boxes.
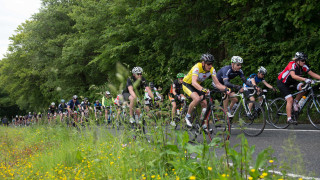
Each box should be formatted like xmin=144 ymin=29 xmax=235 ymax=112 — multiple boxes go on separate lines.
xmin=8 ymin=51 xmax=320 ymax=129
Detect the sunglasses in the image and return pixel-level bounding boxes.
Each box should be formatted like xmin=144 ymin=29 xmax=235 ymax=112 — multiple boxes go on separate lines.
xmin=73 ymin=99 xmax=77 ymax=100
xmin=300 ymin=60 xmax=306 ymax=63
xmin=206 ymin=63 xmax=213 ymax=66
xmin=136 ymin=73 xmax=142 ymax=76
xmin=179 ymin=78 xmax=184 ymax=80
xmin=236 ymin=63 xmax=242 ymax=66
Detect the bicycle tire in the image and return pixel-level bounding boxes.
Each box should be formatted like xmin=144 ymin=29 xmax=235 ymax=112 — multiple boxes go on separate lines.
xmin=269 ymin=97 xmax=290 ymax=129
xmin=238 ymin=101 xmax=266 ymax=136
xmin=206 ymin=106 xmax=230 ymax=142
xmin=307 ymin=94 xmax=320 ymax=130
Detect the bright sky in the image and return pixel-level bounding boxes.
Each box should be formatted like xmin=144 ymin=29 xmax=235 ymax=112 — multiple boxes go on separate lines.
xmin=0 ymin=0 xmax=41 ymax=60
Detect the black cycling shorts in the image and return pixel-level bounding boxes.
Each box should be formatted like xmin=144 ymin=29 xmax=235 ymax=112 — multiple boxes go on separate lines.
xmin=277 ymin=79 xmax=300 ymax=99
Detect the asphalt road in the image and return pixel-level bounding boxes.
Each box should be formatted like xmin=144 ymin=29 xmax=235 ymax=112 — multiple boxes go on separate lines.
xmin=218 ymin=124 xmax=320 ymax=178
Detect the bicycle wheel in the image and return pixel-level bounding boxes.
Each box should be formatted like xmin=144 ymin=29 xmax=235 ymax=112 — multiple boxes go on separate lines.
xmin=269 ymin=97 xmax=290 ymax=129
xmin=206 ymin=106 xmax=230 ymax=142
xmin=187 ymin=110 xmax=200 ymax=142
xmin=238 ymin=101 xmax=266 ymax=136
xmin=307 ymin=94 xmax=320 ymax=129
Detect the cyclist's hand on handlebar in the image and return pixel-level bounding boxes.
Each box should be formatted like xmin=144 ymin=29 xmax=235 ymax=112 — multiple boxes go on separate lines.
xmin=305 ymin=78 xmax=313 ymax=84
xmin=201 ymin=88 xmax=209 ymax=94
xmin=224 ymin=88 xmax=231 ymax=95
xmin=272 ymin=87 xmax=277 ymax=92
xmin=239 ymin=87 xmax=244 ymax=93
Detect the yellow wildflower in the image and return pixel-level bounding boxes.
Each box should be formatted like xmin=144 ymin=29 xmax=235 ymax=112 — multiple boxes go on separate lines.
xmin=189 ymin=176 xmax=196 ymax=180
xmin=208 ymin=167 xmax=212 ymax=171
xmin=251 ymin=169 xmax=255 ymax=172
xmin=269 ymin=160 xmax=274 ymax=163
xmin=151 ymin=175 xmax=155 ymax=178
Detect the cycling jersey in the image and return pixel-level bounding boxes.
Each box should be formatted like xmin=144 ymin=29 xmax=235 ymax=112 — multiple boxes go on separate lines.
xmin=81 ymin=102 xmax=91 ymax=110
xmin=278 ymin=61 xmax=310 ymax=84
xmin=183 ymin=63 xmax=216 ymax=84
xmin=68 ymin=99 xmax=80 ymax=111
xmin=244 ymin=73 xmax=265 ymax=87
xmin=94 ymin=103 xmax=102 ymax=110
xmin=144 ymin=87 xmax=161 ymax=101
xmin=123 ymin=76 xmax=148 ymax=94
xmin=114 ymin=94 xmax=123 ymax=106
xmin=170 ymin=79 xmax=183 ymax=95
xmin=58 ymin=103 xmax=68 ymax=112
xmin=216 ymin=65 xmax=249 ymax=90
xmin=48 ymin=105 xmax=56 ymax=114
xmin=102 ymin=96 xmax=114 ymax=107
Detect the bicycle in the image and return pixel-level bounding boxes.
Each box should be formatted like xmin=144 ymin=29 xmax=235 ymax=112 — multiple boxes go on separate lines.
xmin=187 ymin=89 xmax=231 ymax=143
xmin=269 ymin=81 xmax=320 ymax=129
xmin=227 ymin=89 xmax=266 ymax=136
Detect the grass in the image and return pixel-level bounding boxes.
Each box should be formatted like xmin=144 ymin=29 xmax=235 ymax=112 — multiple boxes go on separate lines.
xmin=0 ymin=119 xmax=306 ymax=180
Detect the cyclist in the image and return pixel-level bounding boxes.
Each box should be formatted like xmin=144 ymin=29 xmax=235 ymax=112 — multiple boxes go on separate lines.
xmin=244 ymin=66 xmax=276 ymax=110
xmin=67 ymin=95 xmax=81 ymax=125
xmin=144 ymin=82 xmax=162 ymax=111
xmin=215 ymin=56 xmax=251 ymax=117
xmin=58 ymin=99 xmax=68 ymax=122
xmin=48 ymin=102 xmax=57 ymax=123
xmin=169 ymin=73 xmax=186 ymax=126
xmin=183 ymin=53 xmax=230 ymax=128
xmin=121 ymin=66 xmax=154 ymax=123
xmin=102 ymin=91 xmax=114 ymax=124
xmin=81 ymin=97 xmax=91 ymax=122
xmin=94 ymin=100 xmax=103 ymax=120
xmin=277 ymin=52 xmax=320 ymax=124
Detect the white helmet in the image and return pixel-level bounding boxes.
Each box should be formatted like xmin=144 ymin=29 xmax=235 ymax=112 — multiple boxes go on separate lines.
xmin=51 ymin=102 xmax=55 ymax=106
xmin=258 ymin=66 xmax=267 ymax=75
xmin=231 ymin=56 xmax=243 ymax=63
xmin=132 ymin=67 xmax=143 ymax=74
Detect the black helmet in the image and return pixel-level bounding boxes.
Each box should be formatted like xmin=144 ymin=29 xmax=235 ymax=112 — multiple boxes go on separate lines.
xmin=295 ymin=52 xmax=308 ymax=60
xmin=200 ymin=53 xmax=214 ymax=63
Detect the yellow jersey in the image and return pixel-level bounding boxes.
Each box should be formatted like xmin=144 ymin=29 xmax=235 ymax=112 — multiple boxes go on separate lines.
xmin=183 ymin=63 xmax=216 ymax=84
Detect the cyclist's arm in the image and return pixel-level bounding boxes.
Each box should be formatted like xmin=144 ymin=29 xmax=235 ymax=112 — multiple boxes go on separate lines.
xmin=145 ymin=86 xmax=154 ymax=99
xmin=212 ymin=76 xmax=227 ymax=92
xmin=262 ymin=80 xmax=274 ymax=89
xmin=308 ymin=70 xmax=320 ymax=80
xmin=289 ymin=71 xmax=305 ymax=81
xmin=223 ymin=78 xmax=241 ymax=90
xmin=191 ymin=75 xmax=203 ymax=91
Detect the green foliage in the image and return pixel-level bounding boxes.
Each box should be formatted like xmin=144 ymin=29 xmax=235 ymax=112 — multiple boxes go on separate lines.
xmin=1 ymin=0 xmax=320 ymax=112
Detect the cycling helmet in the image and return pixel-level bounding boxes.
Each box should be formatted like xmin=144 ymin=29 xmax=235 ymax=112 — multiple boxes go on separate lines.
xmin=51 ymin=102 xmax=55 ymax=106
xmin=177 ymin=73 xmax=184 ymax=78
xmin=258 ymin=66 xmax=267 ymax=75
xmin=231 ymin=56 xmax=243 ymax=63
xmin=200 ymin=53 xmax=214 ymax=63
xmin=61 ymin=99 xmax=65 ymax=103
xmin=149 ymin=82 xmax=154 ymax=89
xmin=84 ymin=97 xmax=88 ymax=101
xmin=132 ymin=67 xmax=143 ymax=74
xmin=96 ymin=100 xmax=99 ymax=103
xmin=294 ymin=52 xmax=308 ymax=60
xmin=73 ymin=95 xmax=78 ymax=99
xmin=106 ymin=91 xmax=111 ymax=95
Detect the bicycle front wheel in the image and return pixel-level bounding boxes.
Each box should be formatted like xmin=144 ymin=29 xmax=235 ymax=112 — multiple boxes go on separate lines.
xmin=206 ymin=106 xmax=230 ymax=142
xmin=307 ymin=95 xmax=320 ymax=129
xmin=238 ymin=101 xmax=266 ymax=136
xmin=269 ymin=98 xmax=290 ymax=129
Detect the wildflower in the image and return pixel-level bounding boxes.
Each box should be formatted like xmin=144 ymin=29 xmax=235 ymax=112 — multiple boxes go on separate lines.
xmin=172 ymin=169 xmax=175 ymax=171
xmin=189 ymin=176 xmax=196 ymax=180
xmin=143 ymin=177 xmax=146 ymax=180
xmin=251 ymin=169 xmax=255 ymax=173
xmin=110 ymin=162 xmax=114 ymax=165
xmin=208 ymin=167 xmax=212 ymax=171
xmin=151 ymin=175 xmax=155 ymax=178
xmin=260 ymin=175 xmax=265 ymax=178
xmin=262 ymin=172 xmax=268 ymax=176
xmin=299 ymin=178 xmax=303 ymax=180
xmin=129 ymin=169 xmax=132 ymax=171
xmin=176 ymin=177 xmax=180 ymax=180
xmin=222 ymin=174 xmax=226 ymax=177
xmin=248 ymin=177 xmax=253 ymax=180
xmin=165 ymin=173 xmax=168 ymax=176
xmin=269 ymin=160 xmax=274 ymax=163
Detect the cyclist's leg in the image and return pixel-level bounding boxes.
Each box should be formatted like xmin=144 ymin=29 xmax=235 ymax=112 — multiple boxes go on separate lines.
xmin=277 ymin=80 xmax=295 ymax=123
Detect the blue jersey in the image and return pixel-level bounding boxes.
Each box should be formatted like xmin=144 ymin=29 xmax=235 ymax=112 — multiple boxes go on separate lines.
xmin=94 ymin=103 xmax=102 ymax=110
xmin=244 ymin=73 xmax=265 ymax=87
xmin=68 ymin=100 xmax=80 ymax=110
xmin=216 ymin=65 xmax=245 ymax=84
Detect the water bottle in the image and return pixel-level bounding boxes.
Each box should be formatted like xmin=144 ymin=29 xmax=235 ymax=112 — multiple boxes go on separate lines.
xmin=298 ymin=96 xmax=307 ymax=108
xmin=177 ymin=109 xmax=180 ymax=115
xmin=200 ymin=108 xmax=207 ymax=120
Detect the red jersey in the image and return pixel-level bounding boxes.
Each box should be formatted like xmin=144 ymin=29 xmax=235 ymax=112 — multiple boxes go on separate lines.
xmin=278 ymin=61 xmax=310 ymax=84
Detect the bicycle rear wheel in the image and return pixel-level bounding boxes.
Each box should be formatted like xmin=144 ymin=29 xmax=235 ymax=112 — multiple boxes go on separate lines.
xmin=269 ymin=97 xmax=290 ymax=129
xmin=307 ymin=95 xmax=320 ymax=129
xmin=238 ymin=101 xmax=266 ymax=136
xmin=206 ymin=106 xmax=230 ymax=142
